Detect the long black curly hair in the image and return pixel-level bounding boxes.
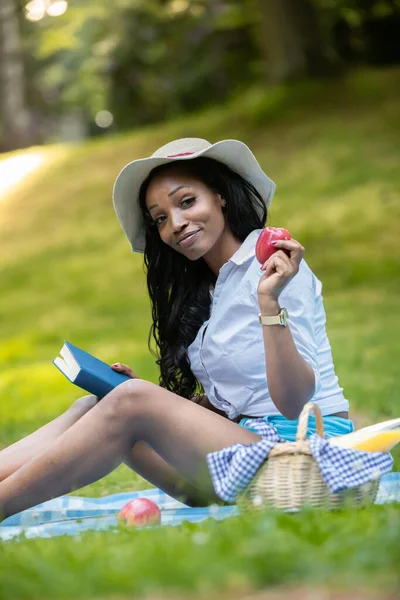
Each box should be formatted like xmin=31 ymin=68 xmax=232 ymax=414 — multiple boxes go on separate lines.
xmin=138 ymin=156 xmax=268 ymax=399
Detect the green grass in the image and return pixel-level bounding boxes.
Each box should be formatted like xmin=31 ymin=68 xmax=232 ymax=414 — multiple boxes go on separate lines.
xmin=1 ymin=506 xmax=399 ymax=599
xmin=0 ymin=67 xmax=399 ymax=598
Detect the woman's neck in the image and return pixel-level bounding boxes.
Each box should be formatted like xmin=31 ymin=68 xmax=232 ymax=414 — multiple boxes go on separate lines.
xmin=203 ymin=230 xmax=243 ymax=276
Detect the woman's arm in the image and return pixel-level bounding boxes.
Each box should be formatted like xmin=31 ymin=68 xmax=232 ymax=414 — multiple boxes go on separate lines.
xmin=257 ymin=238 xmax=317 ymax=420
xmin=259 ymin=296 xmax=316 ymax=420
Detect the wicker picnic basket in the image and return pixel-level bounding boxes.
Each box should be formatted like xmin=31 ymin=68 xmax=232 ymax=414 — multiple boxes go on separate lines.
xmin=238 ymin=402 xmax=380 ymax=511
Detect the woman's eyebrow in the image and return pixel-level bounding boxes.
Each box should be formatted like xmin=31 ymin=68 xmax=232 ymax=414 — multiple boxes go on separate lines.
xmin=168 ymin=184 xmax=190 ymax=197
xmin=148 ymin=185 xmax=191 ymax=211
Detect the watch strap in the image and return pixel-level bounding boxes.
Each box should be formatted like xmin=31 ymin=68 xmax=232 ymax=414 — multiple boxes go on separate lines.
xmin=259 ymin=308 xmax=288 ymax=326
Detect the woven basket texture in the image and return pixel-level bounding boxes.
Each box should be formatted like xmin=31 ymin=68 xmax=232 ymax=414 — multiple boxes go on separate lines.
xmin=238 ymin=402 xmax=380 ymax=511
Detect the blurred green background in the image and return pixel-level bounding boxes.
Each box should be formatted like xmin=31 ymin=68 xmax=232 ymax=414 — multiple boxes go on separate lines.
xmin=0 ymin=2 xmax=399 ymax=600
xmin=1 ymin=0 xmax=400 ymax=150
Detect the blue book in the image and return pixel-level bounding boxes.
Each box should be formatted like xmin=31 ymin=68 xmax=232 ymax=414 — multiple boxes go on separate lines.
xmin=53 ymin=341 xmax=131 ymax=398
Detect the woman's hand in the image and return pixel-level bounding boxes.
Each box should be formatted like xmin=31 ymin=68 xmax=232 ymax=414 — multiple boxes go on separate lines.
xmin=111 ymin=363 xmax=137 ymax=378
xmin=257 ymin=238 xmax=305 ymax=302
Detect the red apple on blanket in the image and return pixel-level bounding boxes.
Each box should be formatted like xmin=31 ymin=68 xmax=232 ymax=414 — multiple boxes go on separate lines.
xmin=255 ymin=227 xmax=291 ymax=264
xmin=118 ymin=498 xmax=161 ymax=527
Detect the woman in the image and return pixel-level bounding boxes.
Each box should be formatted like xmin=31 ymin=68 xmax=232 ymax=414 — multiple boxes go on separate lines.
xmin=0 ymin=138 xmax=353 ymax=519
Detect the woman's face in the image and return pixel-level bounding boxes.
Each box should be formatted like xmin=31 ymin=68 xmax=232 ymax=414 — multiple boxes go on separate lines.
xmin=145 ymin=168 xmax=231 ymax=262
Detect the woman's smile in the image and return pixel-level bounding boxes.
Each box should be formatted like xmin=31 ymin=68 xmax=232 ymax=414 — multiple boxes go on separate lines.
xmin=177 ymin=229 xmax=201 ymax=247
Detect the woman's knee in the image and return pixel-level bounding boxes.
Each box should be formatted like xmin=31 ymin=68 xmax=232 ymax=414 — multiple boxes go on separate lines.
xmin=117 ymin=378 xmax=156 ymax=399
xmin=101 ymin=379 xmax=157 ymax=419
xmin=69 ymin=395 xmax=98 ymax=417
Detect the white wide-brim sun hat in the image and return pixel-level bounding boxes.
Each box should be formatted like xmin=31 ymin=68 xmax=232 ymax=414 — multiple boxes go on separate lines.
xmin=112 ymin=137 xmax=276 ymax=253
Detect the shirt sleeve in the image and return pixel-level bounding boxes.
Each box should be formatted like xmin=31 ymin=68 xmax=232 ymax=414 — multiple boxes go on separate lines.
xmin=276 ymin=261 xmax=322 ymax=397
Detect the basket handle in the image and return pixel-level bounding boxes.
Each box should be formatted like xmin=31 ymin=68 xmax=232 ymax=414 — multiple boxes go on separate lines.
xmin=296 ymin=402 xmax=324 ymax=442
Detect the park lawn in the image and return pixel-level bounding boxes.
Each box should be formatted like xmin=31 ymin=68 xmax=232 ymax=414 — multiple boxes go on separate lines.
xmin=0 ymin=67 xmax=399 ymax=598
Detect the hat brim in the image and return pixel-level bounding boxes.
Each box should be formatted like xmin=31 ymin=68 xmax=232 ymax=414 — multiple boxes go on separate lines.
xmin=112 ymin=139 xmax=276 ymax=253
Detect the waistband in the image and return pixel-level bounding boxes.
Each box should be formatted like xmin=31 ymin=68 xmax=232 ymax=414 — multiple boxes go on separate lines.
xmin=239 ymin=414 xmax=355 ymax=442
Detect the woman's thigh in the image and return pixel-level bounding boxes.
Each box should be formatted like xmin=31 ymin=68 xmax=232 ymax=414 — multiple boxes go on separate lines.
xmin=112 ymin=379 xmax=262 ymax=496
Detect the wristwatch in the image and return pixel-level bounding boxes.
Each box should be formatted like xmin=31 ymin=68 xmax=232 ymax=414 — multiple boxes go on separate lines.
xmin=259 ymin=307 xmax=289 ymax=327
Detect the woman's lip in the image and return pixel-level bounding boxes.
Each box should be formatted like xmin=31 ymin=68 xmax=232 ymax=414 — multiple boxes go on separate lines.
xmin=178 ymin=230 xmax=200 ymax=247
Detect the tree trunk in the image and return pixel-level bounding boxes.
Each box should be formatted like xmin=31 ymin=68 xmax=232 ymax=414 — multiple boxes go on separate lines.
xmin=0 ymin=0 xmax=32 ymax=151
xmin=256 ymin=0 xmax=332 ymax=83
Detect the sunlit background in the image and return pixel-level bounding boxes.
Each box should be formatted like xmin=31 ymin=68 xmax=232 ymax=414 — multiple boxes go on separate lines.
xmin=25 ymin=0 xmax=68 ymax=21
xmin=0 ymin=151 xmax=48 ymax=196
xmin=1 ymin=0 xmax=399 ymax=156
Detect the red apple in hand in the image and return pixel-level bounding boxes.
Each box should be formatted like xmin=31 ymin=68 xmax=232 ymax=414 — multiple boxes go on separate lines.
xmin=255 ymin=227 xmax=291 ymax=264
xmin=118 ymin=498 xmax=161 ymax=527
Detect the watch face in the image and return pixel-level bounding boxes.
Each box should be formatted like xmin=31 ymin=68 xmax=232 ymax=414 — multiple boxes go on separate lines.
xmin=280 ymin=308 xmax=289 ymax=326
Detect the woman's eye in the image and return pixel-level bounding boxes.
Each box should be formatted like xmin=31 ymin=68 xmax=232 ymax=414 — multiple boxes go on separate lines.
xmin=153 ymin=198 xmax=195 ymax=226
xmin=181 ymin=197 xmax=195 ymax=208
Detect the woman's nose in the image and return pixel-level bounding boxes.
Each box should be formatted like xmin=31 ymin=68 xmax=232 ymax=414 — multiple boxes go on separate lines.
xmin=170 ymin=210 xmax=188 ymax=233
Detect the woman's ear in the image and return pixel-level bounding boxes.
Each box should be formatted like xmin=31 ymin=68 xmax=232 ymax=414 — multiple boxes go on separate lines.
xmin=214 ymin=192 xmax=226 ymax=209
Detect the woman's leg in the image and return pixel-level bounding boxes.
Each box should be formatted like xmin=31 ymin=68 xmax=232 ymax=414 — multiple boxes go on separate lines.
xmin=0 ymin=379 xmax=261 ymax=518
xmin=125 ymin=442 xmax=217 ymax=507
xmin=1 ymin=392 xmax=213 ymax=506
xmin=0 ymin=395 xmax=98 ymax=482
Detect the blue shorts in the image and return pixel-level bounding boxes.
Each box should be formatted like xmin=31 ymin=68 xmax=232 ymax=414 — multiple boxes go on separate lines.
xmin=239 ymin=414 xmax=354 ymax=441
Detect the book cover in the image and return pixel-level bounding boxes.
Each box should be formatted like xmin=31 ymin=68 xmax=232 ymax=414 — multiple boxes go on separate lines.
xmin=53 ymin=341 xmax=131 ymax=398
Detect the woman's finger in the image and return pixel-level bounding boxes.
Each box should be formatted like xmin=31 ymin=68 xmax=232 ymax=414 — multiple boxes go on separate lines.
xmin=263 ymin=254 xmax=290 ymax=278
xmin=111 ymin=363 xmax=136 ymax=378
xmin=271 ymin=239 xmax=304 ymax=263
xmin=261 ymin=250 xmax=291 ymax=274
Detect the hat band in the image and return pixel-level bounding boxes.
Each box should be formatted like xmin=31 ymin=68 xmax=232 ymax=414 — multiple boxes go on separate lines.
xmin=166 ymin=152 xmax=195 ymax=158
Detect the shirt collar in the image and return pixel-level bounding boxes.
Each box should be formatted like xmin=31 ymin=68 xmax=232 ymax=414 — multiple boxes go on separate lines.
xmin=229 ymin=229 xmax=261 ymax=266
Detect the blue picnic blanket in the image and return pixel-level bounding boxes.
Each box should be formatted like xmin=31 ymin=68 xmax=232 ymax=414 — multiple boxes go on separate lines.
xmin=1 ymin=472 xmax=399 ymax=542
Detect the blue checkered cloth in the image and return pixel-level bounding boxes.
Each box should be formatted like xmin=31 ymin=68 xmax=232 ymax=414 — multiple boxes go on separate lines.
xmin=207 ymin=419 xmax=394 ymax=502
xmin=0 ymin=473 xmax=399 ymax=542
xmin=0 ymin=488 xmax=238 ymax=542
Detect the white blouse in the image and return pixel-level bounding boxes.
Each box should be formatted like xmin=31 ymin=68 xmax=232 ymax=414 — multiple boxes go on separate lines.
xmin=187 ymin=229 xmax=350 ymax=420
